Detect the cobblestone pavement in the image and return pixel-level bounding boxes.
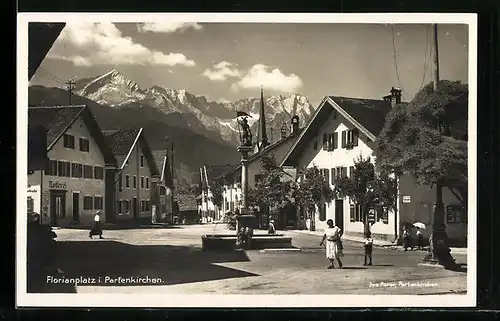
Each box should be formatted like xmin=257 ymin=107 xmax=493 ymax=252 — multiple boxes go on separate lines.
xmin=48 ymin=224 xmax=468 ymax=295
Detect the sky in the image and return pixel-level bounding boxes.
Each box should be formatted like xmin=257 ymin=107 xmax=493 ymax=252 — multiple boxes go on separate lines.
xmin=30 ymin=22 xmax=469 ymax=108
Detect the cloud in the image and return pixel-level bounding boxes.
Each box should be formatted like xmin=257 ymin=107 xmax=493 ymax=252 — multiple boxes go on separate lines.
xmin=47 ymin=22 xmax=195 ymax=67
xmin=202 ymin=61 xmax=241 ymax=81
xmin=232 ymin=64 xmax=303 ymax=93
xmin=137 ymin=22 xmax=203 ymax=33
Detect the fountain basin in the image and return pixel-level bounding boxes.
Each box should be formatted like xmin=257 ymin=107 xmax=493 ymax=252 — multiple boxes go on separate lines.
xmin=201 ymin=234 xmax=293 ymax=251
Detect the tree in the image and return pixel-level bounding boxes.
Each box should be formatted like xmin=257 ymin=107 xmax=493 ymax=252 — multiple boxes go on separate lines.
xmin=333 ymin=155 xmax=397 ymax=231
xmin=210 ymin=179 xmax=224 ymax=208
xmin=252 ymin=154 xmax=294 ymax=210
xmin=374 ymin=80 xmax=468 ymax=206
xmin=292 ymin=166 xmax=334 ymax=230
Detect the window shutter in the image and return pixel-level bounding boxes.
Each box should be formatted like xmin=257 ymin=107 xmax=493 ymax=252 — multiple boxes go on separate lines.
xmin=341 ymin=131 xmax=347 ymax=148
xmin=349 ymin=166 xmax=354 ymax=178
xmin=353 ymin=129 xmax=359 ymax=146
xmin=333 ymin=132 xmax=338 ymax=149
xmin=322 ymin=133 xmax=328 ymax=150
xmin=331 ymin=168 xmax=335 ymax=184
xmin=342 ymin=167 xmax=348 ymax=177
xmin=325 ymin=168 xmax=330 ymax=184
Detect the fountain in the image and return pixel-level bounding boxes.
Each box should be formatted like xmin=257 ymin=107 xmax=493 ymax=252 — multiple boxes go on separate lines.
xmin=201 ymin=107 xmax=292 ymax=251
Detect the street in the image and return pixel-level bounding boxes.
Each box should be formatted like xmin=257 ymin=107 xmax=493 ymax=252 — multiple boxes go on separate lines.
xmin=45 ymin=224 xmax=467 ymax=295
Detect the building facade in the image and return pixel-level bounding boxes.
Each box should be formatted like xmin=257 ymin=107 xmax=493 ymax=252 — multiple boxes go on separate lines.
xmin=103 ymin=128 xmax=160 ymax=222
xmin=27 ymin=105 xmax=117 ymax=226
xmin=152 ymin=150 xmax=175 ymax=223
xmin=281 ymin=88 xmax=467 ymax=244
xmin=198 ymin=164 xmax=235 ymax=223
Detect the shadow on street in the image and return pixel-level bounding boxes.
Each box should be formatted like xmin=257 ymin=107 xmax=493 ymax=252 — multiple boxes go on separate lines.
xmin=51 ymin=240 xmax=257 ymax=292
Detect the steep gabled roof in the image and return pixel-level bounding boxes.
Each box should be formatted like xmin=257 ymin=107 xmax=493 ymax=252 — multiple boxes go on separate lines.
xmin=280 ymin=96 xmax=397 ymax=167
xmin=103 ymin=128 xmax=160 ymax=176
xmin=152 ymin=150 xmax=174 ymax=188
xmin=28 ymin=105 xmax=117 ymax=165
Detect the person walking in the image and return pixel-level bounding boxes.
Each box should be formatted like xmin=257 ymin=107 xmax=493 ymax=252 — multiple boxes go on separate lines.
xmin=320 ymin=219 xmax=343 ymax=269
xmin=402 ymin=226 xmax=412 ymax=251
xmin=416 ymin=227 xmax=424 ymax=250
xmin=363 ymin=231 xmax=373 ymax=266
xmin=89 ymin=211 xmax=104 ymax=239
xmin=268 ymin=220 xmax=276 ymax=234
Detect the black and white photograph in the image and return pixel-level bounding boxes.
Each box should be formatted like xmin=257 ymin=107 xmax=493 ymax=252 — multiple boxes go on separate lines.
xmin=17 ymin=13 xmax=476 ymax=307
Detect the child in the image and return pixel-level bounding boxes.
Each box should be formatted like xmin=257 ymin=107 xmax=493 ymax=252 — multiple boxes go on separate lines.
xmin=363 ymin=231 xmax=373 ymax=266
xmin=402 ymin=226 xmax=412 ymax=251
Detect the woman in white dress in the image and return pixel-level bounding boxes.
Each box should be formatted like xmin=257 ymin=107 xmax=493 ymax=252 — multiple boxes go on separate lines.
xmin=320 ymin=219 xmax=343 ymax=269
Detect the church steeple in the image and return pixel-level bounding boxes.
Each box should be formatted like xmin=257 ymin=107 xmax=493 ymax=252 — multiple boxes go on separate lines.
xmin=256 ymin=85 xmax=269 ymax=152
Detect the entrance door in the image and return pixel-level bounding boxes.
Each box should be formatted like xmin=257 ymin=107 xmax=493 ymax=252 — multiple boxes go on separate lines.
xmin=50 ymin=191 xmax=66 ymax=227
xmin=72 ymin=193 xmax=80 ymax=222
xmin=335 ymin=199 xmax=344 ymax=231
xmin=132 ymin=197 xmax=138 ymax=219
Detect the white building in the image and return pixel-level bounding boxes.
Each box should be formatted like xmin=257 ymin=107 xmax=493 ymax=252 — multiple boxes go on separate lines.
xmin=198 ymin=164 xmax=235 ymax=223
xmin=103 ymin=128 xmax=160 ymax=222
xmin=152 ymin=150 xmax=175 ymax=223
xmin=27 ymin=105 xmax=117 ymax=226
xmin=280 ymin=88 xmax=467 ymax=245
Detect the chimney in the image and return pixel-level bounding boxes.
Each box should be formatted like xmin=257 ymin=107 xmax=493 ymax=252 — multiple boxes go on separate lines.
xmin=290 ymin=115 xmax=300 ymax=135
xmin=386 ymin=86 xmax=402 ymax=107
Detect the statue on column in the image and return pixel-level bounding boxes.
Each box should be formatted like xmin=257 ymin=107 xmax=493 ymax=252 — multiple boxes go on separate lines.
xmin=237 ymin=113 xmax=253 ymax=147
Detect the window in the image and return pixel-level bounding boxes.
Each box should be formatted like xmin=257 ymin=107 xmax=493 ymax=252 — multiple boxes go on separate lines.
xmin=117 ymin=200 xmax=122 ymax=214
xmin=63 ymin=134 xmax=75 ymax=149
xmin=71 ymin=163 xmax=83 ymax=178
xmin=349 ymin=166 xmax=354 ymax=178
xmin=125 ymin=175 xmax=130 ymax=188
xmin=350 ymin=204 xmax=363 ymax=222
xmin=341 ymin=167 xmax=348 ymax=178
xmin=141 ymin=176 xmax=145 ymax=189
xmin=83 ymin=165 xmax=93 ymax=179
xmin=146 ymin=177 xmax=149 ymax=189
xmin=83 ymin=196 xmax=93 ymax=210
xmin=321 ymin=168 xmax=330 ymax=184
xmin=45 ymin=159 xmax=58 ymax=176
xmin=94 ymin=166 xmax=104 ymax=180
xmin=341 ymin=130 xmax=347 ymax=148
xmin=94 ymin=196 xmax=103 ymax=210
xmin=79 ymin=138 xmax=90 ymax=152
xmin=125 ymin=200 xmax=130 ymax=214
xmin=118 ymin=175 xmax=123 ymax=192
xmin=344 ymin=129 xmax=359 ymax=149
xmin=141 ymin=200 xmax=145 ymax=212
xmin=322 ymin=133 xmax=328 ymax=150
xmin=146 ymin=200 xmax=150 ymax=211
xmin=140 ymin=155 xmax=144 ymax=167
xmin=57 ymin=161 xmax=71 ymax=177
xmin=319 ymin=203 xmax=327 ymax=221
xmin=133 ymin=176 xmax=137 ymax=189
xmin=446 ymin=204 xmax=467 ymax=223
xmin=324 ymin=132 xmax=338 ymax=151
xmin=27 ymin=197 xmax=34 ymax=213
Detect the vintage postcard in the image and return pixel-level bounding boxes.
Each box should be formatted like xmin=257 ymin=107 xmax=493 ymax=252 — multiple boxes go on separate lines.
xmin=17 ymin=13 xmax=477 ymax=307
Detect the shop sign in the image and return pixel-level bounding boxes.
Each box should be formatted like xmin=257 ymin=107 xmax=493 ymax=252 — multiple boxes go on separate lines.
xmin=49 ymin=181 xmax=67 ymax=189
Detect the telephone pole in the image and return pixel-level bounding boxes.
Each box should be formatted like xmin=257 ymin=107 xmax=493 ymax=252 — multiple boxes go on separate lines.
xmin=427 ymin=23 xmax=455 ymax=267
xmin=66 ymin=80 xmax=76 ymax=105
xmin=170 ymin=141 xmax=175 ymax=221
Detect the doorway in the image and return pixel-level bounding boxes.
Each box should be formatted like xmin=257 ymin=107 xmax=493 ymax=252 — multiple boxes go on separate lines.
xmin=335 ymin=199 xmax=344 ymax=231
xmin=72 ymin=192 xmax=80 ymax=223
xmin=133 ymin=197 xmax=138 ymax=219
xmin=49 ymin=190 xmax=66 ymax=227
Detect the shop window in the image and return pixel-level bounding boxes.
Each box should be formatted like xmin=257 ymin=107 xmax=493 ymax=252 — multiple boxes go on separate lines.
xmin=350 ymin=204 xmax=363 ymax=222
xmin=94 ymin=166 xmax=104 ymax=180
xmin=27 ymin=197 xmax=34 ymax=213
xmin=93 ymin=196 xmax=103 ymax=210
xmin=63 ymin=134 xmax=75 ymax=149
xmin=83 ymin=196 xmax=93 ymax=210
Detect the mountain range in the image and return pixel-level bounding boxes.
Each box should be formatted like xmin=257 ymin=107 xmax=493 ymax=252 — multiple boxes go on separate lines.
xmin=28 ymin=69 xmax=316 ymax=187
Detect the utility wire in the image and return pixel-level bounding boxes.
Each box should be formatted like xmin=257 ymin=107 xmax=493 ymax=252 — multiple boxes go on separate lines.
xmin=36 ymin=67 xmax=66 ymax=88
xmin=419 ymin=25 xmax=432 ymax=89
xmin=390 ymin=25 xmax=409 ymax=101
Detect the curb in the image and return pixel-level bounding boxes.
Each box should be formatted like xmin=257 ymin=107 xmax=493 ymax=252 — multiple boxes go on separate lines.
xmin=259 ymin=248 xmax=302 ymax=253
